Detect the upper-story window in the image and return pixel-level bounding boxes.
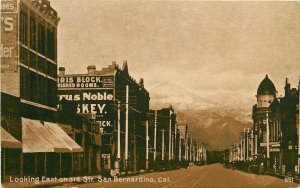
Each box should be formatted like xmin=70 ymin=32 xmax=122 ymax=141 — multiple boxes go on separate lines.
xmin=30 ymin=13 xmax=36 ymax=50
xmin=38 ymin=20 xmax=46 ymax=56
xmin=47 ymin=26 xmax=55 ymax=60
xmin=20 ymin=11 xmax=28 ymax=45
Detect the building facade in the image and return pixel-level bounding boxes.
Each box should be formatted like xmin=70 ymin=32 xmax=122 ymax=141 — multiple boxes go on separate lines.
xmin=228 ymin=75 xmax=300 ymax=176
xmin=252 ymin=75 xmax=281 ymax=173
xmin=1 ymin=0 xmax=82 ymax=180
xmin=58 ymin=61 xmax=150 ymax=175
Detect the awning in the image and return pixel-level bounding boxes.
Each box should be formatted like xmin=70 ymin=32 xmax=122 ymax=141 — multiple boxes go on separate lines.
xmin=44 ymin=122 xmax=83 ymax=152
xmin=1 ymin=127 xmax=22 ymax=148
xmin=22 ymin=117 xmax=71 ymax=153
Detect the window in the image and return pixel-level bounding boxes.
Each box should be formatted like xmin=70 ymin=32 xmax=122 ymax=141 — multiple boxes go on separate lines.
xmin=30 ymin=52 xmax=37 ymax=70
xmin=47 ymin=27 xmax=55 ymax=60
xmin=20 ymin=47 xmax=28 ymax=65
xmin=47 ymin=62 xmax=57 ymax=78
xmin=20 ymin=67 xmax=26 ymax=98
xmin=44 ymin=78 xmax=49 ymax=106
xmin=38 ymin=57 xmax=45 ymax=74
xmin=38 ymin=21 xmax=46 ymax=55
xmin=20 ymin=11 xmax=27 ymax=45
xmin=30 ymin=14 xmax=36 ymax=50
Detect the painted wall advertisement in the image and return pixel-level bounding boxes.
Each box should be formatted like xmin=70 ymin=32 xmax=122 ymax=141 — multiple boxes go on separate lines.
xmin=58 ymin=76 xmax=115 ymax=134
xmin=1 ymin=0 xmax=18 ymax=72
xmin=58 ymin=76 xmax=114 ymax=88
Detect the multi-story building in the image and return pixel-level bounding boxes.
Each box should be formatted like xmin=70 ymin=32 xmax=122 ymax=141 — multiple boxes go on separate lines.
xmin=252 ymin=75 xmax=281 ymax=173
xmin=1 ymin=0 xmax=82 ymax=180
xmin=58 ymin=61 xmax=150 ymax=175
xmin=280 ymin=79 xmax=299 ymax=175
xmin=251 ymin=75 xmax=300 ymax=175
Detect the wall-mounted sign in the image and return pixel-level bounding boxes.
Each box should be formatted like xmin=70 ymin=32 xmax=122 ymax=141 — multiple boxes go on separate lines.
xmin=270 ymin=147 xmax=280 ymax=152
xmin=58 ymin=76 xmax=114 ymax=89
xmin=59 ymin=89 xmax=114 ymax=134
xmin=260 ymin=142 xmax=280 ymax=147
xmin=1 ymin=0 xmax=18 ymax=72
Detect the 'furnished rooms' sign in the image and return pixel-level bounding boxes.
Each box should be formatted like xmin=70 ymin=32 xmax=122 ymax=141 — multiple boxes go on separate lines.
xmin=58 ymin=76 xmax=114 ymax=89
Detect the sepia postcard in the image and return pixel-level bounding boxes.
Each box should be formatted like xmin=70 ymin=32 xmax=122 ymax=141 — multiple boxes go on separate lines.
xmin=1 ymin=0 xmax=300 ymax=187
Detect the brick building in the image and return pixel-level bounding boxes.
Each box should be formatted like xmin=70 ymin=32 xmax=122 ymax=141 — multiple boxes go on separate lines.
xmin=58 ymin=61 xmax=150 ymax=175
xmin=1 ymin=0 xmax=82 ymax=180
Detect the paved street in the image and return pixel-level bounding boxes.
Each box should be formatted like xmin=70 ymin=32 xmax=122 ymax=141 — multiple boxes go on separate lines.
xmin=52 ymin=164 xmax=298 ymax=188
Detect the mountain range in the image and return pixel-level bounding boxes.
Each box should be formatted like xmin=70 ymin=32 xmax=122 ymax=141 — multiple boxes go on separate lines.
xmin=149 ymin=82 xmax=254 ymax=151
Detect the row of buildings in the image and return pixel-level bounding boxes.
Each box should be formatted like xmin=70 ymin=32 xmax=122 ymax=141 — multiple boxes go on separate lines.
xmin=227 ymin=75 xmax=300 ymax=176
xmin=1 ymin=0 xmax=207 ymax=180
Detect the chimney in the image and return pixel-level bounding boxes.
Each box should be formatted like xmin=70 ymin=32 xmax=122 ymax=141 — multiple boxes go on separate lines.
xmin=139 ymin=78 xmax=144 ymax=87
xmin=87 ymin=65 xmax=96 ymax=74
xmin=285 ymin=77 xmax=291 ymax=96
xmin=58 ymin=67 xmax=65 ymax=76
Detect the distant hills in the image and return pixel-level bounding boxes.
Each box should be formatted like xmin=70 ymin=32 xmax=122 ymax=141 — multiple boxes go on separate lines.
xmin=149 ymin=82 xmax=254 ymax=151
xmin=176 ymin=108 xmax=252 ymax=151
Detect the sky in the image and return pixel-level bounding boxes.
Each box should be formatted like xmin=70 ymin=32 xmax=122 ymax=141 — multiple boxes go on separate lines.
xmin=50 ymin=0 xmax=300 ymax=108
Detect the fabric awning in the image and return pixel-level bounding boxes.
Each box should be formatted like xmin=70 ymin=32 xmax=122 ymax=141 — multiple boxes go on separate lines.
xmin=1 ymin=127 xmax=22 ymax=148
xmin=44 ymin=122 xmax=83 ymax=152
xmin=22 ymin=117 xmax=71 ymax=153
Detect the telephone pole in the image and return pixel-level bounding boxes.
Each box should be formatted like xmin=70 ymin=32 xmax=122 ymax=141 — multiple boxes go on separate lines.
xmin=125 ymin=85 xmax=129 ymax=172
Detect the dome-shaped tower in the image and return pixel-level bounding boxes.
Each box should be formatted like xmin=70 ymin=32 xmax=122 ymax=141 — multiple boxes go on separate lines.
xmin=256 ymin=75 xmax=277 ymax=108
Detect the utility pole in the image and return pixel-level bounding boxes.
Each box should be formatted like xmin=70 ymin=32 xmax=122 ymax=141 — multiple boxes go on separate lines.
xmin=185 ymin=133 xmax=188 ymax=161
xmin=162 ymin=129 xmax=165 ymax=161
xmin=266 ymin=112 xmax=270 ymax=171
xmin=146 ymin=120 xmax=149 ymax=170
xmin=169 ymin=109 xmax=172 ymax=161
xmin=125 ymin=85 xmax=129 ymax=172
xmin=115 ymin=101 xmax=121 ymax=175
xmin=154 ymin=110 xmax=157 ymax=161
xmin=190 ymin=137 xmax=192 ymax=161
xmin=246 ymin=128 xmax=249 ymax=161
xmin=174 ymin=121 xmax=177 ymax=160
xmin=134 ymin=119 xmax=137 ymax=174
xmin=196 ymin=141 xmax=199 ymax=161
xmin=171 ymin=134 xmax=174 ymax=160
xmin=255 ymin=128 xmax=258 ymax=160
xmin=298 ymin=78 xmax=300 ymax=176
xmin=251 ymin=129 xmax=254 ymax=161
xmin=179 ymin=137 xmax=181 ymax=161
xmin=243 ymin=128 xmax=246 ymax=161
xmin=240 ymin=135 xmax=243 ymax=161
